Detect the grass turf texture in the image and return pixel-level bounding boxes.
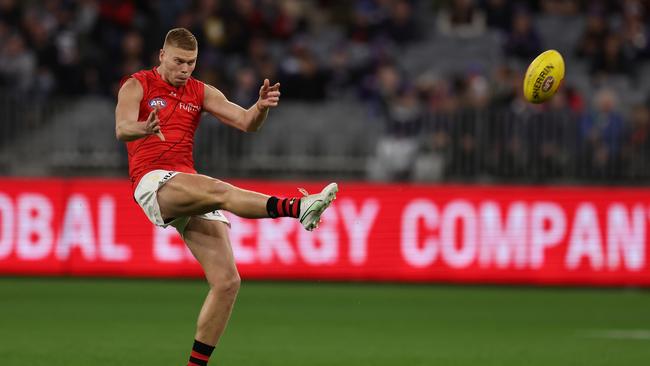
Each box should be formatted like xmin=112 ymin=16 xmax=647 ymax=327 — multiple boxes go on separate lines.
xmin=0 ymin=278 xmax=649 ymax=366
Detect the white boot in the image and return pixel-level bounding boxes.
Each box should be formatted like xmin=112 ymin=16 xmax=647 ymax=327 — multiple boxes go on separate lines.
xmin=298 ymin=183 xmax=338 ymax=231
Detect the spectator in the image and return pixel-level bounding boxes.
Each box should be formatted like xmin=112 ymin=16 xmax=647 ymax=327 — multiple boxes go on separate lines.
xmin=530 ymin=87 xmax=575 ymax=180
xmin=620 ymin=0 xmax=650 ymax=60
xmin=368 ymin=84 xmax=424 ymax=181
xmin=231 ymin=66 xmax=259 ymax=106
xmin=488 ymin=64 xmax=517 ymax=108
xmin=22 ymin=11 xmax=57 ymax=97
xmin=576 ymin=8 xmax=609 ymax=60
xmin=590 ymin=33 xmax=637 ymax=79
xmin=381 ymin=0 xmax=420 ymax=44
xmin=220 ymin=0 xmax=261 ymax=55
xmin=503 ymin=8 xmax=542 ymax=61
xmin=119 ymin=30 xmax=146 ymax=74
xmin=623 ymin=103 xmax=650 ymax=178
xmin=481 ymin=0 xmax=513 ymax=32
xmin=347 ymin=0 xmax=387 ymax=43
xmin=266 ymin=0 xmax=307 ymax=40
xmin=464 ymin=72 xmax=490 ymax=108
xmin=0 ymin=32 xmax=35 ymax=93
xmin=579 ymin=88 xmax=625 ymax=179
xmin=0 ymin=0 xmax=21 ymax=27
xmin=366 ymin=63 xmax=424 ymax=181
xmin=279 ymin=42 xmax=328 ymax=101
xmin=437 ymin=0 xmax=487 ymax=38
xmin=539 ymin=0 xmax=580 ymax=16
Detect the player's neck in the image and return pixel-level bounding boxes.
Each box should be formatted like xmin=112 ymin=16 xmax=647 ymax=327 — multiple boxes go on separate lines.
xmin=155 ymin=66 xmax=178 ymax=88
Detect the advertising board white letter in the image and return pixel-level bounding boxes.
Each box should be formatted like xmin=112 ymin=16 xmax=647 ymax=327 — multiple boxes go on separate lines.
xmin=17 ymin=193 xmax=53 ymax=260
xmin=298 ymin=208 xmax=339 ymax=265
xmin=153 ymin=226 xmax=184 ymax=262
xmin=257 ymin=218 xmax=296 ymax=264
xmin=339 ymin=198 xmax=379 ymax=265
xmin=530 ymin=202 xmax=566 ymax=269
xmin=401 ymin=199 xmax=438 ymax=267
xmin=566 ymin=203 xmax=604 ymax=270
xmin=607 ymin=204 xmax=645 ymax=271
xmin=98 ymin=195 xmax=131 ymax=261
xmin=479 ymin=201 xmax=527 ymax=269
xmin=227 ymin=214 xmax=256 ymax=264
xmin=56 ymin=194 xmax=96 ymax=260
xmin=0 ymin=193 xmax=13 ymax=259
xmin=441 ymin=200 xmax=477 ymax=268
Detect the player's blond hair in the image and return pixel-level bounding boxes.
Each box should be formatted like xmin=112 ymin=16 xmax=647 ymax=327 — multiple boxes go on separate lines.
xmin=163 ymin=28 xmax=197 ymax=50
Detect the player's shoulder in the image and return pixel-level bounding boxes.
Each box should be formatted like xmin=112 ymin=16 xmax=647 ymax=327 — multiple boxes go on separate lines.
xmin=118 ymin=75 xmax=144 ymax=98
xmin=133 ymin=68 xmax=156 ymax=79
xmin=121 ymin=69 xmax=156 ymax=88
xmin=120 ymin=68 xmax=158 ymax=95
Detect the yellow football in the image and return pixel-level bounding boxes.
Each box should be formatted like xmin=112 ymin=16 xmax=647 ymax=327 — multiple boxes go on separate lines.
xmin=522 ymin=50 xmax=565 ymax=104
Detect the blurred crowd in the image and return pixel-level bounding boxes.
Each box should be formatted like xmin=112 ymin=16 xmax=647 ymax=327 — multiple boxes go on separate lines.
xmin=1 ymin=0 xmax=650 ymax=182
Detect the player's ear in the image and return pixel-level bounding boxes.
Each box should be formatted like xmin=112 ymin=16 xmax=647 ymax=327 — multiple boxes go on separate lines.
xmin=159 ymin=48 xmax=165 ymax=63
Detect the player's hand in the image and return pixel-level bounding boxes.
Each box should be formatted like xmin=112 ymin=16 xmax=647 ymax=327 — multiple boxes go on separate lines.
xmin=257 ymin=78 xmax=281 ymax=111
xmin=145 ymin=107 xmax=165 ymax=141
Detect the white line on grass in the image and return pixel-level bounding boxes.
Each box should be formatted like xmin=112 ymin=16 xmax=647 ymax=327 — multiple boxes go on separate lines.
xmin=580 ymin=329 xmax=650 ymax=340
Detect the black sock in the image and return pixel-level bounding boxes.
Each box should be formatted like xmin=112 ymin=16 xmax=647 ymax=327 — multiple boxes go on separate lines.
xmin=188 ymin=339 xmax=214 ymax=366
xmin=266 ymin=196 xmax=301 ymax=218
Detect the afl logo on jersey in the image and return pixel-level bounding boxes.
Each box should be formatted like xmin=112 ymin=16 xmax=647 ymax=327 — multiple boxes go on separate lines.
xmin=148 ymin=98 xmax=167 ymax=109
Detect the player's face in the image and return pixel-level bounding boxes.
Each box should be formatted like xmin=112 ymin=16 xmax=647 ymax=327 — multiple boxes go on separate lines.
xmin=159 ymin=46 xmax=198 ymax=87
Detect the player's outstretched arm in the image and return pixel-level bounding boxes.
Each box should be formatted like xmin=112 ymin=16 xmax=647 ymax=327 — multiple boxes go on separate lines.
xmin=203 ymin=79 xmax=281 ymax=132
xmin=115 ymin=78 xmax=165 ymax=141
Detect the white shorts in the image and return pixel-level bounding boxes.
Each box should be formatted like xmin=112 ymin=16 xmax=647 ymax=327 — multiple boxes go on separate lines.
xmin=134 ymin=170 xmax=230 ymax=236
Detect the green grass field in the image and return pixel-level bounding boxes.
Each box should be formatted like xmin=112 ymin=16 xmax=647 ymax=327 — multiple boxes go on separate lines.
xmin=0 ymin=278 xmax=649 ymax=366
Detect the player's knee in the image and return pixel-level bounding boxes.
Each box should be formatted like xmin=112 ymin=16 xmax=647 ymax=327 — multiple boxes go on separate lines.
xmin=210 ymin=271 xmax=241 ymax=298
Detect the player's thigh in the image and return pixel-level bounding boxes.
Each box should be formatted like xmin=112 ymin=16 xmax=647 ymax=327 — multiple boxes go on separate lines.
xmin=183 ymin=217 xmax=239 ymax=286
xmin=157 ymin=173 xmax=226 ymax=218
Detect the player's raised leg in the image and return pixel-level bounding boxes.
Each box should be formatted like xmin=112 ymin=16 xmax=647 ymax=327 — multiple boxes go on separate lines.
xmin=157 ymin=173 xmax=269 ymax=219
xmin=157 ymin=173 xmax=338 ymax=231
xmin=182 ymin=218 xmax=239 ymax=365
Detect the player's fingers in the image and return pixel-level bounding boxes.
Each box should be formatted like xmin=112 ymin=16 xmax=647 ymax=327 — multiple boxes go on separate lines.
xmin=270 ymin=82 xmax=280 ymax=91
xmin=263 ymin=78 xmax=270 ymax=89
xmin=155 ymin=131 xmax=165 ymax=141
xmin=147 ymin=107 xmax=158 ymax=123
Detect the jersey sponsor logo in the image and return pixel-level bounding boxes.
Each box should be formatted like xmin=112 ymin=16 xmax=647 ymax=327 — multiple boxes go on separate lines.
xmin=179 ymin=102 xmax=200 ymax=113
xmin=149 ymin=98 xmax=167 ymax=109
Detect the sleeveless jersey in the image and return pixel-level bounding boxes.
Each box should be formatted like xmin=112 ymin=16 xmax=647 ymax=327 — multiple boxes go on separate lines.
xmin=124 ymin=68 xmax=205 ymax=191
